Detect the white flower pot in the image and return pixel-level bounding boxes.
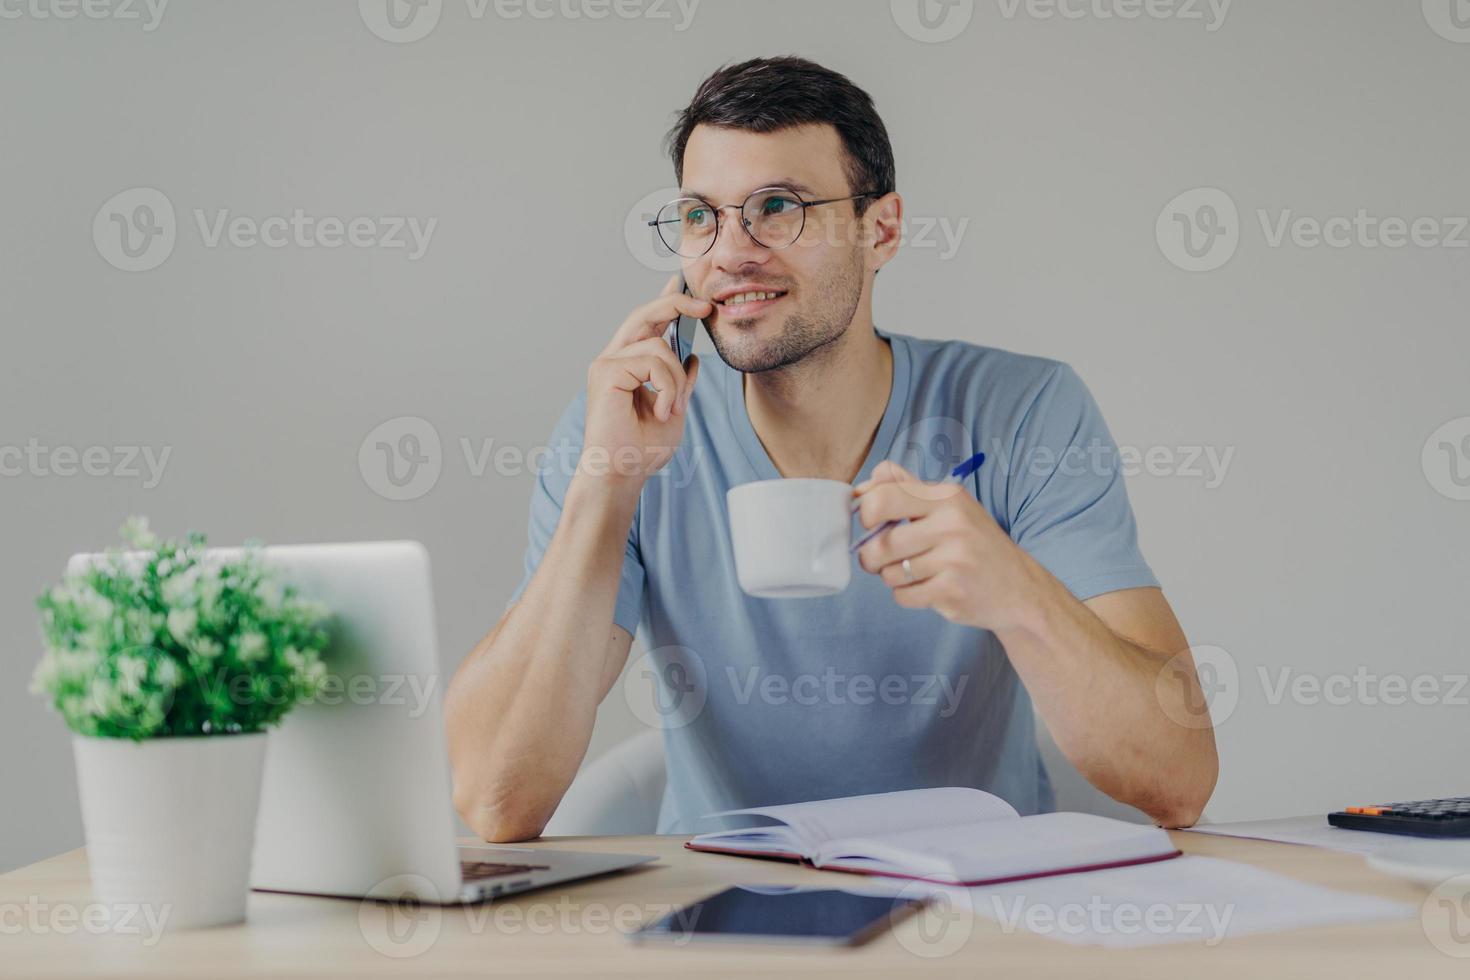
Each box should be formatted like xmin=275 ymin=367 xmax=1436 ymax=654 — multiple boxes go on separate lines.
xmin=72 ymin=732 xmax=268 ymax=930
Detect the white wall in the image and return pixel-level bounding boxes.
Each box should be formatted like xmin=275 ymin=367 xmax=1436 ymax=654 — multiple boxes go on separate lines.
xmin=2 ymin=0 xmax=1467 ymax=872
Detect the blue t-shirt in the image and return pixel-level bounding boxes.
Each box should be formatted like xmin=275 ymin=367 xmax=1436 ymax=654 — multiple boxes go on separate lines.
xmin=510 ymin=330 xmax=1158 ymax=833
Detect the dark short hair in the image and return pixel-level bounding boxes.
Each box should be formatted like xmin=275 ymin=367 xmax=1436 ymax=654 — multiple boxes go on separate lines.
xmin=664 ymin=56 xmax=895 ymax=215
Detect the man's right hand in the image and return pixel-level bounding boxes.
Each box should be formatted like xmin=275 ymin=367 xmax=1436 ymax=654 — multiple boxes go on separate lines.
xmin=582 ymin=273 xmax=714 ymax=489
xmin=448 ymin=275 xmax=713 ymax=842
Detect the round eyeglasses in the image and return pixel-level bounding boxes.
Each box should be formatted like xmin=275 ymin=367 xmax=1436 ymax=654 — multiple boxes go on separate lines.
xmin=648 ymin=185 xmax=881 ymax=259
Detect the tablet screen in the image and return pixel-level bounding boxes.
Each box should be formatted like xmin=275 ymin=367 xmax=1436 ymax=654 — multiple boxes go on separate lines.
xmin=631 ymin=886 xmax=925 ymax=947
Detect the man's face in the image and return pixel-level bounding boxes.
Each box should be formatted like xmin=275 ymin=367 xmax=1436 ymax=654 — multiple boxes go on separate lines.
xmin=678 ymin=123 xmax=870 ymax=374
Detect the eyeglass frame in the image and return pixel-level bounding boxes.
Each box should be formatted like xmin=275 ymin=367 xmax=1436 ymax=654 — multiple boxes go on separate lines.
xmin=647 ymin=185 xmax=884 ymax=258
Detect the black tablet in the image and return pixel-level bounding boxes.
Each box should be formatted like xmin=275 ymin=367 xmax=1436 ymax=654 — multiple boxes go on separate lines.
xmin=630 ymin=886 xmax=927 ymax=947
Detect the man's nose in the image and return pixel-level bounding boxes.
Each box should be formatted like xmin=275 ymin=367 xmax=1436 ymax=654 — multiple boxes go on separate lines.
xmin=709 ymin=206 xmax=769 ymax=272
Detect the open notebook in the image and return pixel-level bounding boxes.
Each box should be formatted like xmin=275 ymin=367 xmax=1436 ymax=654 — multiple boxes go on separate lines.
xmin=686 ymin=788 xmax=1181 ymax=886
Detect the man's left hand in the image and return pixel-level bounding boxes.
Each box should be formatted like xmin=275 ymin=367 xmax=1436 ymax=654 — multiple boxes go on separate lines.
xmin=853 ymin=460 xmax=1041 ymax=632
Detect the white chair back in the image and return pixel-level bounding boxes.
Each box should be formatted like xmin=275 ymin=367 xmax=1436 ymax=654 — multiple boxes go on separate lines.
xmin=544 ymin=718 xmax=1165 ymax=835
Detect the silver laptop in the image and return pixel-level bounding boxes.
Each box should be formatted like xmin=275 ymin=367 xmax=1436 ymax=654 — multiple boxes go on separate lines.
xmin=67 ymin=540 xmax=655 ymax=905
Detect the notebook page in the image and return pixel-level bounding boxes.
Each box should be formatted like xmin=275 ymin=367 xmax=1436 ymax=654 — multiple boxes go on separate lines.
xmin=813 ymin=812 xmax=1174 ymax=882
xmin=698 ymin=788 xmax=1019 ymax=852
xmin=684 ymin=825 xmax=806 ymax=855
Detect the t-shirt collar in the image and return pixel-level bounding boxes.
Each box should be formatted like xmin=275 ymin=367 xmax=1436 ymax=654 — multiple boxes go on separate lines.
xmin=724 ymin=328 xmax=913 ymax=485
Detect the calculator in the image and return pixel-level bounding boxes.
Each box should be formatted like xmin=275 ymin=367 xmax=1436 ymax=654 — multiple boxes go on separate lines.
xmin=1328 ymin=798 xmax=1470 ymax=837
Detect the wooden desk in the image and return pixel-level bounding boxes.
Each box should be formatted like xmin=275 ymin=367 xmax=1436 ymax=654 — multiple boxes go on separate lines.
xmin=1 ymin=831 xmax=1462 ymax=978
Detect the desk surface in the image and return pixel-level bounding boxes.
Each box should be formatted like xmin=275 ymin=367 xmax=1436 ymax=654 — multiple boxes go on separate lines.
xmin=1 ymin=831 xmax=1461 ymax=978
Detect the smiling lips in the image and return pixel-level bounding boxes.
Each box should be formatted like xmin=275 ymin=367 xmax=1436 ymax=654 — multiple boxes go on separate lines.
xmin=714 ymin=288 xmax=789 ymax=319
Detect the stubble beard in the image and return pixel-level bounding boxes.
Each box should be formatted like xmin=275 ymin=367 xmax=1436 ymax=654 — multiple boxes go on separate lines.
xmin=705 ymin=248 xmax=865 ymax=375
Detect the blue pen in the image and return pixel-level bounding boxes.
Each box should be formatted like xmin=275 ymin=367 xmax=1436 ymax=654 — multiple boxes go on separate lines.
xmin=850 ymin=451 xmax=986 ymax=553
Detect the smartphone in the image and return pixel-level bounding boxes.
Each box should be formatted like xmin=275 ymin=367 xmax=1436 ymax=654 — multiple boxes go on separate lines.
xmin=662 ymin=275 xmax=699 ymax=367
xmin=628 ymin=886 xmax=928 ymax=947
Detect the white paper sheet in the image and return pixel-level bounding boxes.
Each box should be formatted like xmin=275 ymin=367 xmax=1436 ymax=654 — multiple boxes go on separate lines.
xmin=857 ymin=855 xmax=1413 ymax=948
xmin=1184 ymin=814 xmax=1457 ymax=856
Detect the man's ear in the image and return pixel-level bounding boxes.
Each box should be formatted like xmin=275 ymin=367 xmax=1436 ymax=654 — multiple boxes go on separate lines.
xmin=868 ymin=191 xmax=903 ymax=275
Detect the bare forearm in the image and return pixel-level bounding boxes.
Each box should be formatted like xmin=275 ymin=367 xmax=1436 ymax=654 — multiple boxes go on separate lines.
xmin=447 ymin=277 xmax=706 ymax=840
xmin=445 ymin=475 xmax=639 ymax=841
xmin=994 ymin=557 xmax=1218 ymax=827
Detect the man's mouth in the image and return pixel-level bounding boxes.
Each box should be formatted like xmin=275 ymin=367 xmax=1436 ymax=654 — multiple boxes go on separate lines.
xmin=713 ymin=289 xmax=789 ymax=319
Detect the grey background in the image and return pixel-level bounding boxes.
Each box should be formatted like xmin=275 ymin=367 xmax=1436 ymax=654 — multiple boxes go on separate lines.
xmin=2 ymin=0 xmax=1467 ymax=873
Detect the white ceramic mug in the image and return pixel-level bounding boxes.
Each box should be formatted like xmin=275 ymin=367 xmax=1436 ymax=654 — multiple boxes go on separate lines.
xmin=726 ymin=478 xmax=855 ymax=598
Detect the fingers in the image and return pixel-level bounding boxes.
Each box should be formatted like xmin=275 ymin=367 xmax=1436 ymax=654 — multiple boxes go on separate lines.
xmin=588 ymin=350 xmax=680 ymax=418
xmin=614 ymin=336 xmax=690 ymax=411
xmin=602 ymin=286 xmax=715 ymax=357
xmin=890 ymin=574 xmax=949 ymax=611
xmin=853 ymin=478 xmax=960 ymax=532
xmin=854 ymin=461 xmax=959 ymax=518
xmin=595 ymin=335 xmax=703 ymax=421
xmin=855 ymin=459 xmax=916 ymax=492
xmin=857 ymin=518 xmax=930 ymax=574
xmin=588 ymin=336 xmax=703 ymax=423
xmin=876 ymin=548 xmax=938 ymax=589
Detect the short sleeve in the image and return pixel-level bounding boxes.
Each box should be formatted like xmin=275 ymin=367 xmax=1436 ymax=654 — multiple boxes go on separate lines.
xmin=1005 ymin=364 xmax=1159 ymax=600
xmin=505 ymin=393 xmax=646 ymax=637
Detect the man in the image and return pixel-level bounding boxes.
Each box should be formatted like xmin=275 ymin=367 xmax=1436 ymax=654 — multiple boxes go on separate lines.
xmin=446 ymin=56 xmax=1218 ymax=841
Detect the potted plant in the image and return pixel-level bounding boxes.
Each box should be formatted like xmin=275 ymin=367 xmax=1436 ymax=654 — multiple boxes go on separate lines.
xmin=30 ymin=518 xmax=331 ymax=930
